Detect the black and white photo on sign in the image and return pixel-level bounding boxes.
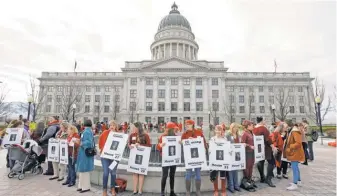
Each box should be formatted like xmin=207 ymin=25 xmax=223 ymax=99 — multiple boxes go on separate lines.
xmin=48 ymin=139 xmax=60 ymax=162
xmin=253 ymin=135 xmax=265 ymax=163
xmin=235 ymin=152 xmax=241 ymax=161
xmin=1 ymin=128 xmax=24 ymax=148
xmin=208 ymin=139 xmax=231 ymax=171
xmin=127 ymin=146 xmax=151 ymax=175
xmin=101 ymin=132 xmax=128 ymax=161
xmin=183 ymin=137 xmax=207 ymax=169
xmin=59 ymin=139 xmax=69 ymax=165
xmin=162 ymin=136 xmax=182 ymax=167
xmin=61 ymin=148 xmax=65 ymax=156
xmin=229 ymin=143 xmax=246 ymax=170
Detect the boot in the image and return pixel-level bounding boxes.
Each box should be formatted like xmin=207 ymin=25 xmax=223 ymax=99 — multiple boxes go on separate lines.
xmin=266 ymin=163 xmax=276 ymax=187
xmin=249 ymin=179 xmax=257 ymax=188
xmin=221 ymin=179 xmax=226 ymax=196
xmin=213 ymin=177 xmax=219 ymax=196
xmin=102 ymin=189 xmax=107 ymax=196
xmin=185 ymin=180 xmax=191 ymax=196
xmin=266 ymin=176 xmax=276 ymax=187
xmin=257 ymin=161 xmax=265 ymax=183
xmin=195 ymin=180 xmax=202 ymax=196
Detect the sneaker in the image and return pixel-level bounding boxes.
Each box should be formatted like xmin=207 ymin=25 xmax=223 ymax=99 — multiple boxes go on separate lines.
xmin=277 ymin=174 xmax=282 ymax=179
xmin=282 ymin=174 xmax=289 ymax=179
xmin=297 ymin=181 xmax=302 ymax=187
xmin=286 ymin=183 xmax=298 ymax=191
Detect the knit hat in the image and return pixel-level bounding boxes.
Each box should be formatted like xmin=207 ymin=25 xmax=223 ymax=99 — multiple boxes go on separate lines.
xmin=185 ymin=119 xmax=195 ymax=125
xmin=166 ymin=122 xmax=178 ymax=129
xmin=242 ymin=120 xmax=253 ymax=127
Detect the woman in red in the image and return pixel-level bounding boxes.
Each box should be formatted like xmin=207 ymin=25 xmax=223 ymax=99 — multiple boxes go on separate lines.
xmin=181 ymin=120 xmax=207 ymax=196
xmin=157 ymin=122 xmax=178 ymax=196
xmin=240 ymin=120 xmax=256 ymax=192
xmin=128 ymin=122 xmax=151 ymax=195
xmin=272 ymin=122 xmax=289 ymax=179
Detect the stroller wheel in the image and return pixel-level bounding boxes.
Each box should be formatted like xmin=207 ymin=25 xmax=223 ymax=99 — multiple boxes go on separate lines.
xmin=8 ymin=172 xmax=15 ymax=178
xmin=18 ymin=174 xmax=24 ymax=180
xmin=31 ymin=167 xmax=36 ymax=174
xmin=37 ymin=167 xmax=43 ymax=174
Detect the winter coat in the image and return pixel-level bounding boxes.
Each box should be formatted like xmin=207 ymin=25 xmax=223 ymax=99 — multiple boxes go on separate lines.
xmin=304 ymin=124 xmax=313 ymax=142
xmin=76 ymin=127 xmax=94 ymax=173
xmin=253 ymin=124 xmax=273 ymax=160
xmin=284 ymin=126 xmax=305 ymax=162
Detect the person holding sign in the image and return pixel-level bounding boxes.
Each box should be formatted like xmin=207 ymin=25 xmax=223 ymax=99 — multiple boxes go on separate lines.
xmin=271 ymin=122 xmax=288 ymax=179
xmin=157 ymin=122 xmax=179 ymax=196
xmin=240 ymin=120 xmax=256 ymax=192
xmin=253 ymin=117 xmax=278 ymax=187
xmin=209 ymin=125 xmax=228 ymax=196
xmin=99 ymin=120 xmax=121 ymax=196
xmin=62 ymin=125 xmax=80 ymax=187
xmin=128 ymin=122 xmax=151 ymax=195
xmin=181 ymin=120 xmax=207 ymax=196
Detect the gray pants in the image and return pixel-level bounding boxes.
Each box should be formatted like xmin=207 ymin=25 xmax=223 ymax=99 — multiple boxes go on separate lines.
xmin=308 ymin=141 xmax=314 ymax=160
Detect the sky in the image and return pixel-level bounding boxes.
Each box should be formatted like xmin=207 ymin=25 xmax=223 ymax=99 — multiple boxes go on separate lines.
xmin=0 ymin=0 xmax=336 ymax=123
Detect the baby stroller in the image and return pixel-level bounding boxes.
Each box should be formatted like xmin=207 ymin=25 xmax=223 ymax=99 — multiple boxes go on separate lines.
xmin=7 ymin=142 xmax=44 ymax=180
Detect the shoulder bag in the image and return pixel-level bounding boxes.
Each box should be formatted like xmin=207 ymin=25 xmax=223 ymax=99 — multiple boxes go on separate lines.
xmin=85 ymin=133 xmax=97 ymax=157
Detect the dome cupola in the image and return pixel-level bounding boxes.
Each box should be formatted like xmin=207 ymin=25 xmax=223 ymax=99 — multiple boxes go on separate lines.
xmin=158 ymin=2 xmax=191 ymax=31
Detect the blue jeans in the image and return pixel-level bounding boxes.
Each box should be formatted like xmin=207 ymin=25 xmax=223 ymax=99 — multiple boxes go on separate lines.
xmin=185 ymin=168 xmax=201 ymax=181
xmin=227 ymin=170 xmax=240 ymax=190
xmin=291 ymin=161 xmax=301 ymax=184
xmin=66 ymin=156 xmax=76 ymax=184
xmin=101 ymin=158 xmax=118 ymax=189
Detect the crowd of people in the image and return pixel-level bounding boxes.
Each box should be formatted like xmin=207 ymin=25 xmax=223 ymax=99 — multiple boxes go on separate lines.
xmin=0 ymin=114 xmax=315 ymax=196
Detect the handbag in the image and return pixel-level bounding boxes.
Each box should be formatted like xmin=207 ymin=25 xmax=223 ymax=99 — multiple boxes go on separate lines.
xmin=84 ymin=134 xmax=97 ymax=157
xmin=115 ymin=178 xmax=127 ymax=193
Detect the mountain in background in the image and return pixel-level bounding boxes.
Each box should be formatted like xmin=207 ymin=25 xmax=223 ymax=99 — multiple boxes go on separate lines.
xmin=0 ymin=102 xmax=29 ymax=122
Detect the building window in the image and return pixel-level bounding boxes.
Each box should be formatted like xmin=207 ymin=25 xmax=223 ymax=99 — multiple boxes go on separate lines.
xmin=129 ymin=102 xmax=136 ymax=111
xmin=105 ymin=86 xmax=111 ymax=92
xmin=299 ymin=96 xmax=304 ymax=103
xmin=196 ymin=77 xmax=202 ymax=85
xmin=54 ymin=95 xmax=60 ymax=103
xmin=298 ymin=86 xmax=303 ymax=92
xmin=211 ymin=78 xmax=218 ymax=85
xmin=212 ymin=102 xmax=219 ymax=111
xmin=258 ymin=86 xmax=264 ymax=92
xmin=184 ymin=89 xmax=190 ymax=98
xmin=146 ymin=78 xmax=153 ymax=85
xmin=183 ymin=78 xmax=190 ymax=85
xmin=212 ymin=90 xmax=219 ymax=98
xmin=146 ymin=102 xmax=152 ymax=111
xmin=145 ymin=117 xmax=151 ymax=123
xmin=158 ymin=89 xmax=165 ymax=98
xmin=268 ymin=96 xmax=274 ymax=104
xmin=57 ymin=86 xmax=63 ymax=92
xmin=94 ymin=106 xmax=100 ymax=112
xmin=260 ymin=106 xmax=265 ymax=113
xmin=171 ymin=102 xmax=178 ymax=111
xmin=47 ymin=95 xmax=52 ymax=102
xmin=46 ymin=105 xmax=51 ymax=112
xmin=159 ymin=78 xmax=165 ymax=85
xmin=239 ymin=106 xmax=245 ymax=113
xmin=249 ymin=95 xmax=255 ymax=103
xmin=239 ymin=95 xmax=245 ymax=103
xmin=130 ymin=90 xmax=137 ymax=98
xmin=289 ymin=87 xmax=294 ymax=92
xmin=241 ymin=118 xmax=245 ymax=123
xmin=171 ymin=78 xmax=178 ymax=85
xmin=171 ymin=89 xmax=178 ymax=98
xmin=290 ymin=106 xmax=295 ymax=113
xmin=85 ymin=95 xmax=91 ymax=102
xmin=104 ymin=95 xmax=110 ymax=102
xmin=95 ymin=95 xmax=100 ymax=102
xmin=300 ymin=106 xmax=305 ymax=113
xmin=184 ymin=102 xmax=190 ymax=111
xmin=249 ymin=87 xmax=254 ymax=92
xmin=47 ymin=86 xmax=54 ymax=92
xmin=115 ymin=105 xmax=120 ymax=112
xmin=228 ymin=86 xmax=234 ymax=92
xmin=158 ymin=102 xmax=165 ymax=111
xmin=230 ymin=106 xmax=235 ymax=113
xmin=250 ymin=106 xmax=255 ymax=113
xmin=196 ymin=102 xmax=203 ymax=111
xmin=115 ymin=86 xmax=121 ymax=93
xmin=146 ymin=89 xmax=153 ymax=98
xmin=289 ymin=96 xmax=294 ymax=103
xmin=197 ymin=117 xmax=203 ymax=126
xmin=104 ymin=106 xmax=109 ymax=113
xmin=95 ymin=86 xmax=101 ymax=92
xmin=251 ymin=118 xmax=256 ymax=123
xmin=196 ymin=90 xmax=203 ymax=98
xmin=115 ymin=95 xmax=120 ymax=102
xmin=130 ymin=78 xmax=137 ymax=85
xmin=103 ymin=117 xmax=108 ymax=123
xmin=259 ymin=95 xmax=264 ymax=103
xmin=85 ymin=105 xmax=90 ymax=113
xmin=268 ymin=86 xmax=274 ymax=92
xmin=239 ymin=86 xmax=244 ymax=92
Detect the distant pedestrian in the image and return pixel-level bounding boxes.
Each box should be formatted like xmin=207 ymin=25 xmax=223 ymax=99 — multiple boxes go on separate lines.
xmin=303 ymin=119 xmax=314 ymax=161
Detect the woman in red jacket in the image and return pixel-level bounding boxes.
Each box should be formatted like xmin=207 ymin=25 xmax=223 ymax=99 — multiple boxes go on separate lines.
xmin=128 ymin=122 xmax=151 ymax=195
xmin=157 ymin=122 xmax=178 ymax=196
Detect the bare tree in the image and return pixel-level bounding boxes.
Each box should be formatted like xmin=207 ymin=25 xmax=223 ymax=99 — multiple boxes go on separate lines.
xmin=27 ymin=76 xmax=46 ymax=121
xmin=209 ymin=99 xmax=219 ymax=126
xmin=274 ymin=86 xmax=291 ymax=121
xmin=0 ymin=82 xmax=11 ymax=117
xmin=111 ymin=93 xmax=120 ymax=120
xmin=248 ymin=92 xmax=254 ymax=120
xmin=128 ymin=98 xmax=139 ymax=123
xmin=224 ymin=95 xmax=236 ymax=124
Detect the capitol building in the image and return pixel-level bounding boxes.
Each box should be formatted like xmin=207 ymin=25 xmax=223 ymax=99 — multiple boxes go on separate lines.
xmin=38 ymin=3 xmax=314 ymax=127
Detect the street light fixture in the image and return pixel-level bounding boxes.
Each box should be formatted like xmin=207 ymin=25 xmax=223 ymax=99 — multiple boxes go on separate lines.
xmin=136 ymin=110 xmax=140 ymax=121
xmin=315 ymin=96 xmax=323 ymax=145
xmin=271 ymin=104 xmax=276 ymax=123
xmin=72 ymin=104 xmax=76 ymax=123
xmin=27 ymin=96 xmax=34 ymax=121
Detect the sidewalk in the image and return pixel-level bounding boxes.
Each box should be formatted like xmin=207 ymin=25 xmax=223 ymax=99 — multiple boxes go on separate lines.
xmin=0 ymin=141 xmax=335 ymax=196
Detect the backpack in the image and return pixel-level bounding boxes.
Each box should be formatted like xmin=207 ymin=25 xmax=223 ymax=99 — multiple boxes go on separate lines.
xmin=115 ymin=178 xmax=127 ymax=193
xmin=311 ymin=130 xmax=318 ymax=142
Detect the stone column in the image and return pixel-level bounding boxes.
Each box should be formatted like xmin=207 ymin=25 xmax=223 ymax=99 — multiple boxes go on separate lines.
xmin=153 ymin=77 xmax=158 ymax=112
xmin=203 ymin=77 xmax=209 ymax=112
xmin=138 ymin=77 xmax=145 ymax=113
xmin=188 ymin=45 xmax=191 ymax=60
xmin=195 ymin=49 xmax=198 ymax=60
xmin=163 ymin=44 xmax=166 ymax=59
xmin=176 ymin=43 xmax=179 ymax=57
xmin=165 ymin=77 xmax=171 ymax=112
xmin=178 ymin=77 xmax=183 ymax=111
xmin=183 ymin=43 xmax=185 ymax=59
xmin=191 ymin=77 xmax=196 ymax=112
xmin=122 ymin=77 xmax=128 ymax=116
xmin=170 ymin=43 xmax=172 ymax=57
xmin=219 ymin=77 xmax=224 ymax=119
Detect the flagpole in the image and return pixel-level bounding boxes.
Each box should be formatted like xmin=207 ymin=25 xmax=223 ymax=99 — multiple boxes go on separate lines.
xmin=274 ymin=59 xmax=277 ymax=73
xmin=74 ymin=60 xmax=77 ymax=72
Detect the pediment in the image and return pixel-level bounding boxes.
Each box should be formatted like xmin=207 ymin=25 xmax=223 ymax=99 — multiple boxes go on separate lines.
xmin=139 ymin=57 xmax=209 ymax=70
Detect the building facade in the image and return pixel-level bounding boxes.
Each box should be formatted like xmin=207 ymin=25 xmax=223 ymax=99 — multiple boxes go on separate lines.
xmin=38 ymin=3 xmax=314 ymax=127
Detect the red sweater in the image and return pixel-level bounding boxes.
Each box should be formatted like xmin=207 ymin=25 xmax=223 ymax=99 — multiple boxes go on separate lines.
xmin=181 ymin=129 xmax=207 ymax=149
xmin=128 ymin=132 xmax=151 ymax=147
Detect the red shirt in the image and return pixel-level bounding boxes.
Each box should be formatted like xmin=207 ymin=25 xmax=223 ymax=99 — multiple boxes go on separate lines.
xmin=181 ymin=129 xmax=207 ymax=149
xmin=128 ymin=132 xmax=151 ymax=147
xmin=241 ymin=130 xmax=254 ymax=153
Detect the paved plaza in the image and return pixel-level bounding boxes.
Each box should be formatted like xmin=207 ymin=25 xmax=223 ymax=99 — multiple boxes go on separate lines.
xmin=0 ymin=140 xmax=335 ymax=196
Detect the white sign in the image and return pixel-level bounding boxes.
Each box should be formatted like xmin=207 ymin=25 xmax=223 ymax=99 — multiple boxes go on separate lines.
xmin=208 ymin=138 xmax=231 ymax=170
xmin=229 ymin=143 xmax=246 ymax=170
xmin=183 ymin=137 xmax=207 ymax=169
xmin=101 ymin=132 xmax=128 ymax=161
xmin=48 ymin=139 xmax=60 ymax=162
xmin=162 ymin=136 xmax=182 ymax=167
xmin=127 ymin=146 xmax=151 ymax=175
xmin=109 ymin=160 xmax=118 ymax=170
xmin=1 ymin=128 xmax=24 ymax=148
xmin=59 ymin=139 xmax=69 ymax=165
xmin=254 ymin=135 xmax=265 ymax=163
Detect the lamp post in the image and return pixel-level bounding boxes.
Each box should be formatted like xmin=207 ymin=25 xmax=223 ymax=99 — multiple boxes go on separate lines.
xmin=72 ymin=104 xmax=76 ymax=123
xmin=27 ymin=96 xmax=33 ymax=121
xmin=136 ymin=110 xmax=140 ymax=121
xmin=271 ymin=104 xmax=276 ymax=123
xmin=315 ymin=96 xmax=323 ymax=145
